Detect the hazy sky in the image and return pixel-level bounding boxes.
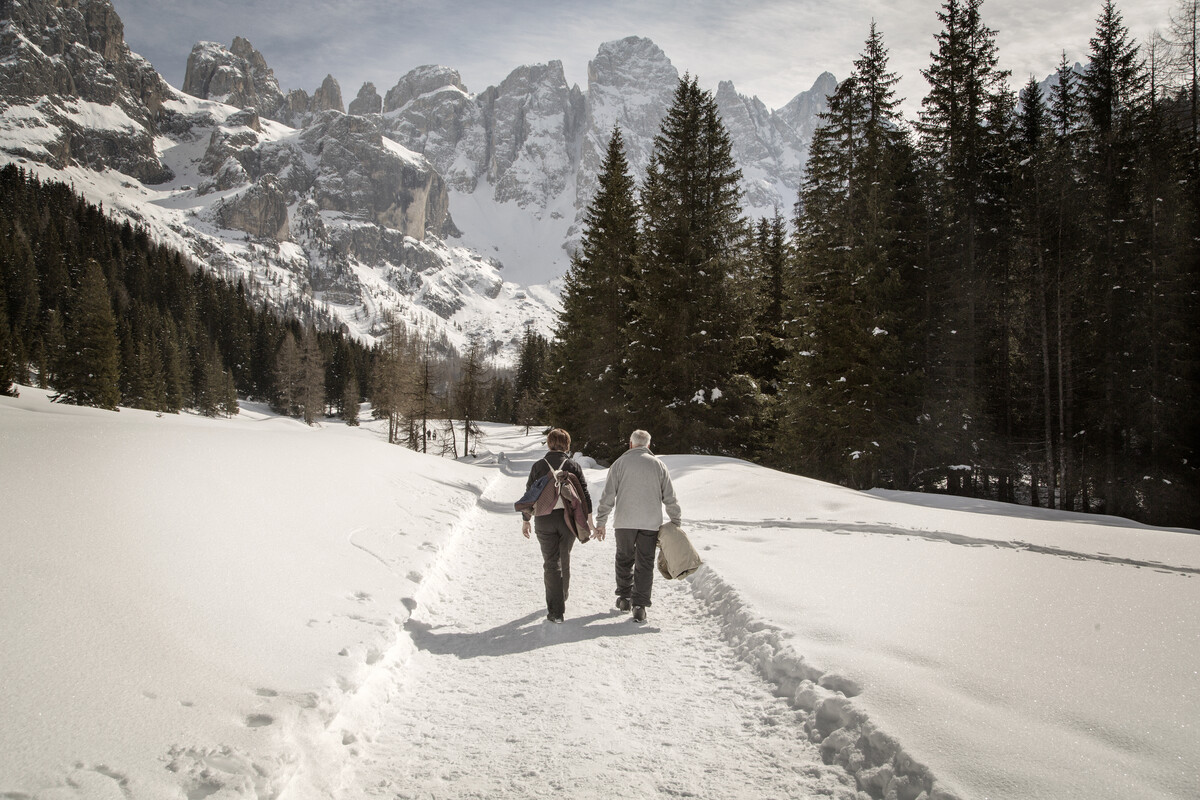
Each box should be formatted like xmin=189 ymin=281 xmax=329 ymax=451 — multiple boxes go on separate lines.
xmin=112 ymin=0 xmax=1176 ymax=117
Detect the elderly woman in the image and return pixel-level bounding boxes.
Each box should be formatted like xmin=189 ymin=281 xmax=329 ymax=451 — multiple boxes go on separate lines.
xmin=521 ymin=428 xmax=593 ymax=622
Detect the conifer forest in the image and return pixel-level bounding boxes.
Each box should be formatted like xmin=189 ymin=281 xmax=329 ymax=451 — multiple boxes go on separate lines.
xmin=2 ymin=0 xmax=1197 ymax=528
xmin=548 ymin=0 xmax=1200 ymax=528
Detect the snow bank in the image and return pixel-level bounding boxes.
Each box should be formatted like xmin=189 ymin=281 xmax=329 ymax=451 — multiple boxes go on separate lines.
xmin=0 ymin=388 xmax=489 ymax=799
xmin=666 ymin=455 xmax=1200 ymax=800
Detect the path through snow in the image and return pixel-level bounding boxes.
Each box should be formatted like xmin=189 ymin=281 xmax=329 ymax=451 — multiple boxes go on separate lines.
xmin=320 ymin=459 xmax=857 ymax=800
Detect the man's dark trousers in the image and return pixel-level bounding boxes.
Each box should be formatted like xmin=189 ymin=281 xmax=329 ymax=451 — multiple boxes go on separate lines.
xmin=535 ymin=509 xmax=575 ymax=617
xmin=615 ymin=528 xmax=659 ymax=607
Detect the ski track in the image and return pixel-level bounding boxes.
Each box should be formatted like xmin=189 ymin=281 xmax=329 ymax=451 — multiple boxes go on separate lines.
xmin=336 ymin=472 xmax=856 ymax=800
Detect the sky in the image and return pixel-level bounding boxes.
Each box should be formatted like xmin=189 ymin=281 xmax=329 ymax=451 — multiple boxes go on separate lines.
xmin=112 ymin=0 xmax=1177 ymax=118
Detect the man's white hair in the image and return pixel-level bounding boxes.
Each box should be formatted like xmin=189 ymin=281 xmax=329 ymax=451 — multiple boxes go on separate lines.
xmin=630 ymin=429 xmax=652 ymax=448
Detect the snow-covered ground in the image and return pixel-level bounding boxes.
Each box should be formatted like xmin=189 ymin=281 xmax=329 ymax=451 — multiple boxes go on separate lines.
xmin=1 ymin=386 xmax=1197 ymax=800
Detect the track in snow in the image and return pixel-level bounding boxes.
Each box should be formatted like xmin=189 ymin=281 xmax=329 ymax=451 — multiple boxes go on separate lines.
xmin=336 ymin=468 xmax=856 ymax=800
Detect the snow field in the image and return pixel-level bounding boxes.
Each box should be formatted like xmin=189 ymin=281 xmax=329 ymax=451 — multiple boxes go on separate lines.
xmin=315 ymin=451 xmax=857 ymax=800
xmin=0 ymin=388 xmax=490 ymax=800
xmin=2 ymin=396 xmax=1197 ymax=800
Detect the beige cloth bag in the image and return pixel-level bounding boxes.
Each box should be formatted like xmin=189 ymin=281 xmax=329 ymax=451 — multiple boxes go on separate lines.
xmin=656 ymin=521 xmax=703 ymax=579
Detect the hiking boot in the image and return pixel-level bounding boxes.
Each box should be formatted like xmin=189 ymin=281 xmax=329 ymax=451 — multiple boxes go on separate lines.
xmin=632 ymin=606 xmax=646 ymax=623
xmin=615 ymin=597 xmax=632 ymax=612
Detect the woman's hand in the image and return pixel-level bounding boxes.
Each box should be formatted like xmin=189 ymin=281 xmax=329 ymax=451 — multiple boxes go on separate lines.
xmin=522 ymin=520 xmax=531 ymax=539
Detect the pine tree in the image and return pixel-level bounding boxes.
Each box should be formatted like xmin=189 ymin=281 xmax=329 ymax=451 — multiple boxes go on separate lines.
xmin=57 ymin=259 xmax=121 ymax=409
xmin=749 ymin=211 xmax=790 ymax=392
xmin=917 ymin=0 xmax=1012 ymax=490
xmin=782 ymin=24 xmax=924 ymax=488
xmin=1046 ymin=54 xmax=1087 ymax=510
xmin=197 ymin=346 xmax=229 ymax=417
xmin=273 ymin=331 xmax=302 ymax=416
xmin=1079 ymin=0 xmax=1147 ymax=516
xmin=453 ymin=333 xmax=490 ymax=456
xmin=624 ymin=76 xmax=751 ymax=454
xmin=298 ymin=327 xmax=326 ymax=425
xmin=548 ymin=126 xmax=639 ymax=458
xmin=342 ymin=373 xmax=360 ymax=426
xmin=0 ymin=290 xmax=17 ymax=397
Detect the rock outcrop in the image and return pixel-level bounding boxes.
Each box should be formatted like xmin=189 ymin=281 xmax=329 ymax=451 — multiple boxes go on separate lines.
xmin=299 ymin=113 xmax=451 ymax=240
xmin=214 ymin=176 xmax=290 ymax=240
xmin=348 ymin=82 xmax=383 ymax=116
xmin=0 ymin=0 xmax=174 ymax=182
xmin=182 ymin=37 xmax=286 ymax=119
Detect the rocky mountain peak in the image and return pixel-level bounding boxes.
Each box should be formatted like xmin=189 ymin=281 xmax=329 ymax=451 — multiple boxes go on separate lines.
xmin=777 ymin=71 xmax=837 ymax=136
xmin=384 ymin=65 xmax=468 ymax=113
xmin=183 ymin=37 xmax=286 ymax=119
xmin=349 ymin=82 xmax=382 ymax=116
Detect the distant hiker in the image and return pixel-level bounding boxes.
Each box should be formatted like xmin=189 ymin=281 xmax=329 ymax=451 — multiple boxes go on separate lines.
xmin=595 ymin=429 xmax=681 ymax=624
xmin=522 ymin=428 xmax=594 ymax=623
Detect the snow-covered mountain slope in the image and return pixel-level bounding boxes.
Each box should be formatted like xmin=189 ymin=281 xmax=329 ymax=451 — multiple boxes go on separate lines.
xmin=2 ymin=387 xmax=1197 ymax=800
xmin=1 ymin=0 xmax=836 ymax=361
xmin=0 ymin=0 xmax=560 ymax=363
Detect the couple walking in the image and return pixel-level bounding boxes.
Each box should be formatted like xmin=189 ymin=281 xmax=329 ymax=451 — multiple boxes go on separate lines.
xmin=520 ymin=428 xmax=681 ymax=624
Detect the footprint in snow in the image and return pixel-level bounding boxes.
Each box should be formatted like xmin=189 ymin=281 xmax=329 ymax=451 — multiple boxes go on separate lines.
xmin=245 ymin=714 xmax=274 ymax=728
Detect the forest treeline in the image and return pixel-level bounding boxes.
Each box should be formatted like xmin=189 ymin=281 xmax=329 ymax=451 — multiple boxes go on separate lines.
xmin=546 ymin=0 xmax=1200 ymax=527
xmin=0 ymin=165 xmax=549 ymax=452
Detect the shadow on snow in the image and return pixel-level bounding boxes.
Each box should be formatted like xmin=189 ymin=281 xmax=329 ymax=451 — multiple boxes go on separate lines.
xmin=405 ymin=610 xmax=656 ymax=658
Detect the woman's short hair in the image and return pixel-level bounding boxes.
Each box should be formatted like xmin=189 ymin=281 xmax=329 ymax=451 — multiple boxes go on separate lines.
xmin=546 ymin=428 xmax=571 ymax=452
xmin=630 ymin=429 xmax=651 ymax=448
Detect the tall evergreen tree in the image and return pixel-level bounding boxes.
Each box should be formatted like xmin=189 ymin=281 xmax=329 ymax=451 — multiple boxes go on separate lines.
xmin=298 ymin=327 xmax=326 ymax=425
xmin=624 ymin=76 xmax=752 ymax=454
xmin=749 ymin=211 xmax=790 ymax=392
xmin=783 ymin=23 xmax=924 ymax=488
xmin=57 ymin=259 xmax=121 ymax=409
xmin=548 ymin=126 xmax=640 ymax=458
xmin=917 ymin=0 xmax=1012 ymax=489
xmin=1079 ymin=0 xmax=1148 ymax=516
xmin=0 ymin=288 xmax=17 ymax=397
xmin=342 ymin=373 xmax=360 ymax=426
xmin=273 ymin=331 xmax=302 ymax=417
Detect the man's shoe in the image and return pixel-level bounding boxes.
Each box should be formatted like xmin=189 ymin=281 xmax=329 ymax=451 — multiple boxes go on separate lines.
xmin=616 ymin=597 xmax=632 ymax=612
xmin=632 ymin=606 xmax=646 ymax=623
xmin=547 ymin=613 xmax=564 ymax=623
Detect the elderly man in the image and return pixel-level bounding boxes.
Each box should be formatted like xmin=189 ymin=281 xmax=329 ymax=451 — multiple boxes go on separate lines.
xmin=594 ymin=429 xmax=681 ymax=623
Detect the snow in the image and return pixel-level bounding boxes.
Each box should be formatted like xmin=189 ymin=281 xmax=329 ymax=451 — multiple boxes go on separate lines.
xmin=447 ymin=185 xmax=575 ymax=287
xmin=2 ymin=387 xmax=1197 ymax=800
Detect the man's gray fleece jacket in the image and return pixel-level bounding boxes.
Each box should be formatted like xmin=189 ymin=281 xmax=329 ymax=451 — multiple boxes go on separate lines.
xmin=595 ymin=446 xmax=681 ymax=531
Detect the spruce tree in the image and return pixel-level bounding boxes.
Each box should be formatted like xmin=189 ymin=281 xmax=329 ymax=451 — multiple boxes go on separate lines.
xmin=1079 ymin=0 xmax=1147 ymax=516
xmin=298 ymin=327 xmax=326 ymax=425
xmin=58 ymin=259 xmax=121 ymax=409
xmin=917 ymin=0 xmax=1011 ymax=490
xmin=273 ymin=331 xmax=302 ymax=416
xmin=624 ymin=76 xmax=751 ymax=454
xmin=783 ymin=24 xmax=923 ymax=488
xmin=548 ymin=126 xmax=640 ymax=458
xmin=0 ymin=290 xmax=17 ymax=397
xmin=342 ymin=373 xmax=360 ymax=426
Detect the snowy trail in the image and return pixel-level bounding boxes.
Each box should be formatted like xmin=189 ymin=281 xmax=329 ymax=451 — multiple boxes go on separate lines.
xmin=329 ymin=468 xmax=856 ymax=800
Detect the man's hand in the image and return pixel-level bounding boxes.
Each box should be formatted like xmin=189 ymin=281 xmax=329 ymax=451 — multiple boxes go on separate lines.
xmin=522 ymin=520 xmax=531 ymax=539
xmin=594 ymin=525 xmax=606 ymax=541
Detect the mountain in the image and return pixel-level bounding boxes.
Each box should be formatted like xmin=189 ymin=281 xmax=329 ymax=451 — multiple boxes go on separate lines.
xmin=0 ymin=0 xmax=835 ymax=362
xmin=367 ymin=36 xmax=835 ymax=284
